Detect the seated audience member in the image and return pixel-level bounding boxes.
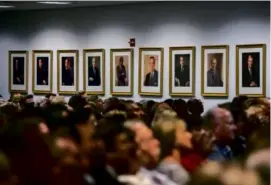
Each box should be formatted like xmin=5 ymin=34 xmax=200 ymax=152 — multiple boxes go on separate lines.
xmin=125 ymin=120 xmax=178 ymax=185
xmin=173 ymin=99 xmax=189 ymax=122
xmin=186 ymin=98 xmax=204 ymax=131
xmin=151 ymin=107 xmax=177 ymax=127
xmin=152 ymin=118 xmax=192 ymax=185
xmin=204 ymin=107 xmax=237 ymax=161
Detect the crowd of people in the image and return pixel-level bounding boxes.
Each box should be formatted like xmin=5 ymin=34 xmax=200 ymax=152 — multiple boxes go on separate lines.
xmin=0 ymin=92 xmax=269 ymax=185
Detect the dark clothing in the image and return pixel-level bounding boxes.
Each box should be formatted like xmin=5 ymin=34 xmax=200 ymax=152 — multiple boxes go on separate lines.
xmin=37 ymin=66 xmax=48 ymax=85
xmin=242 ymin=66 xmax=259 ymax=87
xmin=13 ymin=66 xmax=24 ymax=85
xmin=207 ymin=69 xmax=223 ymax=87
xmin=175 ymin=65 xmax=190 ymax=86
xmin=116 ymin=65 xmax=127 ymax=86
xmin=62 ymin=68 xmax=74 ymax=86
xmin=144 ymin=70 xmax=158 ymax=86
xmin=88 ymin=66 xmax=101 ymax=86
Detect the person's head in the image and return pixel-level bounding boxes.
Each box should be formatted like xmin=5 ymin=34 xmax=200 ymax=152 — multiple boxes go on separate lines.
xmin=187 ymin=98 xmax=204 ymax=116
xmin=206 ymin=108 xmax=236 ymax=144
xmin=149 ymin=56 xmax=156 ymax=71
xmin=45 ymin=93 xmax=57 ymax=101
xmin=125 ymin=120 xmax=160 ymax=169
xmin=38 ymin=59 xmax=43 ymax=68
xmin=126 ymin=101 xmax=145 ymax=120
xmin=152 ymin=107 xmax=177 ymax=127
xmin=211 ymin=58 xmax=217 ymax=70
xmin=64 ymin=58 xmax=70 ymax=68
xmin=247 ymin=55 xmax=253 ymax=68
xmin=152 ymin=118 xmax=192 ymax=160
xmin=180 ymin=56 xmax=184 ymax=65
xmin=92 ymin=57 xmax=96 ymax=67
xmin=15 ymin=59 xmax=19 ymax=66
xmin=119 ymin=56 xmax=124 ymax=66
xmin=68 ymin=95 xmax=88 ymax=111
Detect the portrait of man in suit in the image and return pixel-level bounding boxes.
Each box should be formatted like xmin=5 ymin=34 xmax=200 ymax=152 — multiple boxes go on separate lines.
xmin=174 ymin=54 xmax=190 ymax=86
xmin=242 ymin=53 xmax=260 ymax=87
xmin=13 ymin=57 xmax=24 ymax=85
xmin=88 ymin=56 xmax=101 ymax=86
xmin=116 ymin=56 xmax=128 ymax=86
xmin=207 ymin=56 xmax=223 ymax=87
xmin=36 ymin=57 xmax=48 ymax=85
xmin=144 ymin=56 xmax=159 ymax=86
xmin=61 ymin=57 xmax=74 ymax=86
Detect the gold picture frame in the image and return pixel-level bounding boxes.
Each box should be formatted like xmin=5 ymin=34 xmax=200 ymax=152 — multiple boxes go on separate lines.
xmin=236 ymin=44 xmax=266 ymax=97
xmin=139 ymin=47 xmax=164 ymax=96
xmin=32 ymin=50 xmax=53 ymax=94
xmin=57 ymin=50 xmax=79 ymax=95
xmin=83 ymin=49 xmax=105 ymax=95
xmin=201 ymin=45 xmax=229 ymax=97
xmin=169 ymin=46 xmax=196 ymax=97
xmin=110 ymin=48 xmax=134 ymax=96
xmin=8 ymin=50 xmax=29 ymax=93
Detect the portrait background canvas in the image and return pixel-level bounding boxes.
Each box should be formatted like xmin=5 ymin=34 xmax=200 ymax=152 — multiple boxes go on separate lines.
xmin=36 ymin=57 xmax=49 ymax=85
xmin=241 ymin=52 xmax=260 ymax=87
xmin=143 ymin=55 xmax=159 ymax=80
xmin=169 ymin=46 xmax=195 ymax=97
xmin=201 ymin=45 xmax=229 ymax=97
xmin=236 ymin=44 xmax=266 ymax=97
xmin=32 ymin=50 xmax=53 ymax=94
xmin=58 ymin=50 xmax=78 ymax=94
xmin=174 ymin=54 xmax=190 ymax=87
xmin=61 ymin=56 xmax=74 ymax=86
xmin=9 ymin=51 xmax=28 ymax=93
xmin=115 ymin=55 xmax=129 ymax=86
xmin=88 ymin=56 xmax=101 ymax=86
xmin=83 ymin=49 xmax=105 ymax=95
xmin=13 ymin=57 xmax=25 ymax=85
xmin=206 ymin=53 xmax=224 ymax=87
xmin=139 ymin=48 xmax=163 ymax=96
xmin=110 ymin=48 xmax=133 ymax=96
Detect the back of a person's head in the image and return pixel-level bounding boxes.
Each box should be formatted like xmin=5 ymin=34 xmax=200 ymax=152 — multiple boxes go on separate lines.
xmin=187 ymin=98 xmax=204 ymax=115
xmin=103 ymin=97 xmax=127 ymax=114
xmin=164 ymin=99 xmax=174 ymax=108
xmin=152 ymin=107 xmax=177 ymax=126
xmin=68 ymin=94 xmax=87 ymax=110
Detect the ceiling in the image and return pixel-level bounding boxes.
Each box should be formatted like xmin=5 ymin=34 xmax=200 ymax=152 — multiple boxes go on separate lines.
xmin=0 ymin=1 xmax=147 ymax=12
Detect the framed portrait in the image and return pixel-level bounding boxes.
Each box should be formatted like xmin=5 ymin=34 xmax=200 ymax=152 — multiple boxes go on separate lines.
xmin=9 ymin=50 xmax=28 ymax=93
xmin=169 ymin=46 xmax=196 ymax=96
xmin=32 ymin=50 xmax=53 ymax=94
xmin=139 ymin=47 xmax=164 ymax=96
xmin=236 ymin=44 xmax=266 ymax=97
xmin=110 ymin=48 xmax=134 ymax=96
xmin=57 ymin=50 xmax=79 ymax=95
xmin=201 ymin=45 xmax=229 ymax=97
xmin=83 ymin=49 xmax=105 ymax=95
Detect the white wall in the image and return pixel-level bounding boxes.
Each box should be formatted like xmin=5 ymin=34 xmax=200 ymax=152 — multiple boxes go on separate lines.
xmin=0 ymin=1 xmax=269 ymax=111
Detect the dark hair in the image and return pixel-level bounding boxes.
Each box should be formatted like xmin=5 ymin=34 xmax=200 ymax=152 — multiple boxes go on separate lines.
xmin=93 ymin=120 xmax=134 ymax=153
xmin=119 ymin=56 xmax=124 ymax=63
xmin=149 ymin=56 xmax=155 ymax=63
xmin=68 ymin=95 xmax=88 ymax=110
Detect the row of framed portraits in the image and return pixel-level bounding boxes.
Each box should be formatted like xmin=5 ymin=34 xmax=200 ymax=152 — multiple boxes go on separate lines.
xmin=9 ymin=43 xmax=266 ymax=97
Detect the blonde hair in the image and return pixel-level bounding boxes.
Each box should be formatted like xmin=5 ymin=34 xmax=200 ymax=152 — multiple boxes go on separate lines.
xmin=152 ymin=108 xmax=177 ymax=127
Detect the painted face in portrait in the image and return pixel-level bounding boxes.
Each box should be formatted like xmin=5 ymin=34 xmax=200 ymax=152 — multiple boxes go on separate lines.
xmin=92 ymin=57 xmax=96 ymax=68
xmin=211 ymin=58 xmax=217 ymax=70
xmin=247 ymin=55 xmax=253 ymax=68
xmin=149 ymin=57 xmax=155 ymax=71
xmin=64 ymin=59 xmax=70 ymax=69
xmin=38 ymin=59 xmax=43 ymax=68
xmin=180 ymin=56 xmax=184 ymax=66
xmin=119 ymin=57 xmax=124 ymax=66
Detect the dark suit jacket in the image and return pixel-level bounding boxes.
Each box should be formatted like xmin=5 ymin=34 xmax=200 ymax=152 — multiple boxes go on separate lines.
xmin=207 ymin=69 xmax=223 ymax=87
xmin=116 ymin=65 xmax=127 ymax=86
xmin=242 ymin=66 xmax=259 ymax=87
xmin=175 ymin=65 xmax=190 ymax=86
xmin=62 ymin=68 xmax=74 ymax=86
xmin=13 ymin=66 xmax=24 ymax=85
xmin=37 ymin=66 xmax=48 ymax=85
xmin=88 ymin=66 xmax=101 ymax=86
xmin=144 ymin=70 xmax=158 ymax=86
